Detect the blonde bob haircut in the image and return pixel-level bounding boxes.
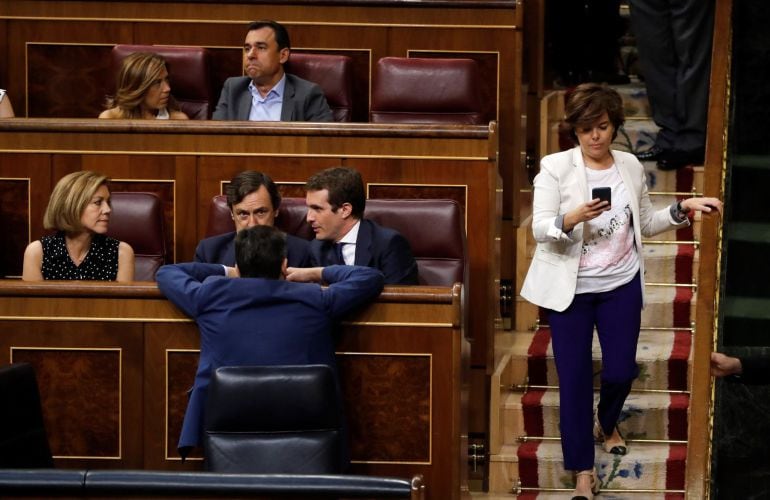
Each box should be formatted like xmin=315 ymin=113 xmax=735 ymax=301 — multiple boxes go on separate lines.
xmin=44 ymin=171 xmax=109 ymax=233
xmin=106 ymin=52 xmax=180 ymax=118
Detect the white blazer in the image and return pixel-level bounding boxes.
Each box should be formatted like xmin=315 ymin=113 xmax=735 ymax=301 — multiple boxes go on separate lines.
xmin=520 ymin=147 xmax=688 ymax=312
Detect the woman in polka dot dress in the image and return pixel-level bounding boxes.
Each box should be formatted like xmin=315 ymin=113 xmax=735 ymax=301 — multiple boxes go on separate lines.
xmin=22 ymin=171 xmax=135 ymax=281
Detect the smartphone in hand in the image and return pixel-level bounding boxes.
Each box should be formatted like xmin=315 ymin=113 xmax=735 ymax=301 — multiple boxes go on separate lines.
xmin=591 ymin=187 xmax=611 ymax=208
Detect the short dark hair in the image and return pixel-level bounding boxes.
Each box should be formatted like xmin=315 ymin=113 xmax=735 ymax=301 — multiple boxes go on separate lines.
xmin=305 ymin=167 xmax=365 ymax=218
xmin=246 ymin=20 xmax=291 ymax=51
xmin=564 ymin=82 xmax=625 ymax=142
xmin=235 ymin=225 xmax=287 ymax=279
xmin=226 ymin=170 xmax=281 ymax=211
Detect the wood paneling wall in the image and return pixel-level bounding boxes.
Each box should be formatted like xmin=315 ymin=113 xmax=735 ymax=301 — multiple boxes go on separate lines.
xmin=0 ymin=0 xmax=524 ymax=220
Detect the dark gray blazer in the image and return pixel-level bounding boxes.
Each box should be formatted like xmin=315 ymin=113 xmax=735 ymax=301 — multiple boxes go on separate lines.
xmin=212 ymin=73 xmax=333 ymax=122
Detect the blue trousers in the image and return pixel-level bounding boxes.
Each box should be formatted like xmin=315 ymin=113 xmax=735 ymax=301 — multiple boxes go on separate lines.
xmin=547 ymin=272 xmax=642 ymax=471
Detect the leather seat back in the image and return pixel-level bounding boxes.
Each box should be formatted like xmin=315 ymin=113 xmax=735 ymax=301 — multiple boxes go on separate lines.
xmin=203 ymin=365 xmax=341 ymax=474
xmin=111 ymin=44 xmax=213 ymax=120
xmin=0 ymin=363 xmax=54 ymax=468
xmin=285 ymin=53 xmax=354 ymax=122
xmin=108 ymin=192 xmax=166 ymax=281
xmin=370 ymin=57 xmax=485 ymax=125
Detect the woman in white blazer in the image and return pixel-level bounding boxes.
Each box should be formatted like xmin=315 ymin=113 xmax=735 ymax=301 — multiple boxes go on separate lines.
xmin=520 ymin=83 xmax=721 ymax=500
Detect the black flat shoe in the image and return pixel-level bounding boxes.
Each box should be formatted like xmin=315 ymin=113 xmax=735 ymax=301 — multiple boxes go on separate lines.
xmin=594 ymin=415 xmax=628 ymax=455
xmin=635 ymin=145 xmax=667 ymax=162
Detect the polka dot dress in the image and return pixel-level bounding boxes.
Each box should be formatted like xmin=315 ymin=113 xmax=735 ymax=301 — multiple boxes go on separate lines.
xmin=41 ymin=232 xmax=119 ymax=281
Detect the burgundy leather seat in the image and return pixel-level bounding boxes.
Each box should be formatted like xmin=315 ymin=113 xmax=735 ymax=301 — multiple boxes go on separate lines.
xmin=205 ymin=195 xmax=465 ymax=287
xmin=111 ymin=45 xmax=213 ymax=120
xmin=370 ymin=57 xmax=485 ymax=125
xmin=364 ymin=199 xmax=465 ymax=287
xmin=107 ymin=192 xmax=166 ymax=281
xmin=285 ymin=53 xmax=354 ymax=122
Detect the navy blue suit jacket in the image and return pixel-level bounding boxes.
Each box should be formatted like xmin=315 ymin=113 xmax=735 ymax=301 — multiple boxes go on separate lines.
xmin=156 ymin=262 xmax=384 ymax=451
xmin=309 ymin=218 xmax=418 ymax=285
xmin=212 ymin=74 xmax=333 ymax=122
xmin=194 ymin=232 xmax=311 ymax=268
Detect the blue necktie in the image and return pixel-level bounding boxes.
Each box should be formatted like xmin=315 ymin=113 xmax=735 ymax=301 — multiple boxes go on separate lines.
xmin=335 ymin=242 xmax=345 ymax=265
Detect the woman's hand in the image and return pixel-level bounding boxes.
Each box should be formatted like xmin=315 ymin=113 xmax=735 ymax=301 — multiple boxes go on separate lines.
xmin=563 ymin=198 xmax=610 ymax=232
xmin=680 ymin=197 xmax=723 ymax=214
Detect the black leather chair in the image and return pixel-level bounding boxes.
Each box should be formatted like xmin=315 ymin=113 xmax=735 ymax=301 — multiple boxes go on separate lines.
xmin=0 ymin=363 xmax=54 ymax=468
xmin=203 ymin=365 xmax=342 ymax=474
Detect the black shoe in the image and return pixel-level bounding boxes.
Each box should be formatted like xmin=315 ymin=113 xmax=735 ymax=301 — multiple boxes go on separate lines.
xmin=657 ymin=148 xmax=705 ymax=171
xmin=635 ymin=145 xmax=667 ymax=162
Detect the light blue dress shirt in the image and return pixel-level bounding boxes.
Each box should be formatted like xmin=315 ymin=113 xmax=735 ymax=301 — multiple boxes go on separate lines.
xmin=248 ymin=75 xmax=286 ymax=121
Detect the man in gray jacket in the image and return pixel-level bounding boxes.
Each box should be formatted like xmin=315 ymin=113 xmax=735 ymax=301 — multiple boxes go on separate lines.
xmin=213 ymin=20 xmax=333 ymax=122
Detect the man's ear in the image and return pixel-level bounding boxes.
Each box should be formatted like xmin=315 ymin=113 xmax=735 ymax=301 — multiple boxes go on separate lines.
xmin=279 ymin=48 xmax=290 ymax=65
xmin=340 ymin=202 xmax=353 ymax=219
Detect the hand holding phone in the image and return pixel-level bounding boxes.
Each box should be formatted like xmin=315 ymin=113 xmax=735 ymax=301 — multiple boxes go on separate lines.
xmin=591 ymin=187 xmax=611 ymax=208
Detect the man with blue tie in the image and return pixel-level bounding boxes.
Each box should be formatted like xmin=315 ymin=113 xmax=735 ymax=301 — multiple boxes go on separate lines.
xmin=286 ymin=167 xmax=418 ymax=285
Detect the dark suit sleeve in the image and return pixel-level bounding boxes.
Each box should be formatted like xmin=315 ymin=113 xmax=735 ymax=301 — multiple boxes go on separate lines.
xmin=304 ymin=85 xmax=334 ymax=122
xmin=380 ymin=232 xmax=419 ymax=285
xmin=156 ymin=263 xmax=225 ymax=318
xmin=212 ymin=79 xmax=232 ymax=120
xmin=287 ymin=235 xmax=312 ymax=268
xmin=193 ymin=241 xmax=207 ymax=263
xmin=321 ymin=265 xmax=384 ymax=318
xmin=737 ymin=356 xmax=770 ymax=384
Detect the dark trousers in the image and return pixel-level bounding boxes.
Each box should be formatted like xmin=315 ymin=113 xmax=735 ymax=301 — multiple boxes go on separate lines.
xmin=547 ymin=272 xmax=642 ymax=471
xmin=628 ymin=0 xmax=715 ymax=153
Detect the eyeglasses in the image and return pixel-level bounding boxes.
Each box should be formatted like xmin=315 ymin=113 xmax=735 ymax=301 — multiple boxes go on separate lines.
xmin=233 ymin=208 xmax=272 ymax=221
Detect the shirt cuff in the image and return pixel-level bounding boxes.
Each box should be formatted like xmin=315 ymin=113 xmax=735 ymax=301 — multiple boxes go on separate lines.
xmin=555 ymin=214 xmax=565 ymax=232
xmin=670 ymin=202 xmax=689 ymax=223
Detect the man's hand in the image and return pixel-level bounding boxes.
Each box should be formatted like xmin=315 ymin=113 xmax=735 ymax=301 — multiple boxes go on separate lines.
xmin=224 ymin=266 xmax=239 ymax=278
xmin=285 ymin=267 xmax=324 ymax=283
xmin=711 ymin=352 xmax=743 ymax=378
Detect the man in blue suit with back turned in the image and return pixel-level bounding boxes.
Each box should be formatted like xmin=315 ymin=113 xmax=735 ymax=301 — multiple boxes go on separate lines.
xmin=285 ymin=166 xmax=418 ymax=286
xmin=157 ymin=225 xmax=384 ymax=457
xmin=195 ymin=170 xmax=311 ymax=268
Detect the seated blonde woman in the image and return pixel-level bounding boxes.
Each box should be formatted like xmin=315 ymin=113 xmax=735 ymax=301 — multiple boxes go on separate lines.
xmin=22 ymin=171 xmax=135 ymax=282
xmin=99 ymin=52 xmax=188 ymax=120
xmin=0 ymin=89 xmax=14 ymax=118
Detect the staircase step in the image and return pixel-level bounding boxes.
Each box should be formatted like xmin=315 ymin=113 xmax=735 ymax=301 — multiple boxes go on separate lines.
xmin=511 ymin=328 xmax=690 ymax=391
xmin=517 ymin=440 xmax=686 ymax=491
xmin=614 ymin=83 xmax=652 ymax=119
xmin=642 ymin=240 xmax=697 ymax=284
xmin=614 ymin=119 xmax=658 ymax=155
xmin=507 ymin=389 xmax=689 ymax=441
